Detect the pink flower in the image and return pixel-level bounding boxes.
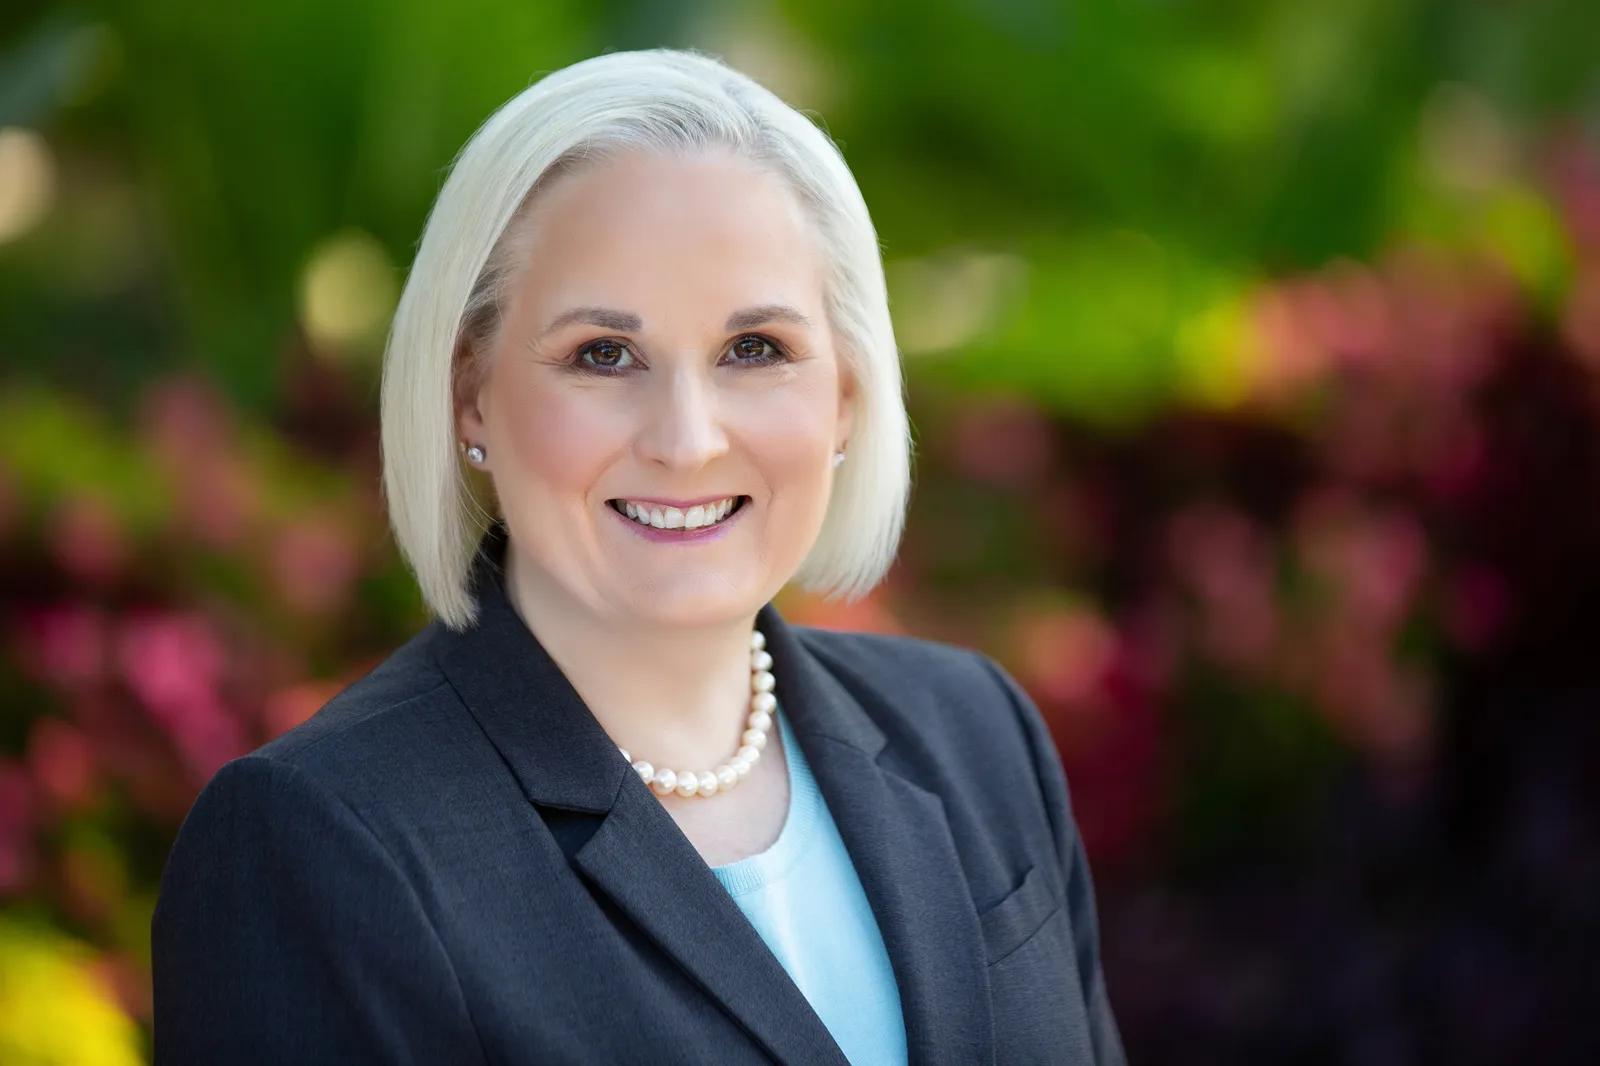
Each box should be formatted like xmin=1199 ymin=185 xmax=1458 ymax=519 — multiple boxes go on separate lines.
xmin=115 ymin=612 xmax=248 ymax=783
xmin=28 ymin=717 xmax=96 ymax=811
xmin=1249 ymin=284 xmax=1333 ymax=401
xmin=1548 ymin=136 xmax=1600 ymax=250
xmin=1298 ymin=263 xmax=1394 ymax=368
xmin=263 ymin=680 xmax=344 ymax=738
xmin=271 ymin=514 xmax=360 ymax=616
xmin=117 ymin=612 xmax=223 ymax=710
xmin=1166 ymin=503 xmax=1280 ymax=674
xmin=1308 ymin=627 xmax=1435 ymax=767
xmin=1040 ymin=671 xmax=1165 ymax=867
xmin=138 ymin=377 xmax=232 ymax=472
xmin=21 ymin=602 xmax=110 ymax=692
xmin=950 ymin=396 xmax=1057 ymax=488
xmin=1015 ymin=606 xmax=1119 ymax=706
xmin=182 ymin=454 xmax=260 ymax=549
xmin=0 ymin=759 xmax=38 ymax=894
xmin=50 ymin=494 xmax=127 ymax=584
xmin=1294 ymin=490 xmax=1427 ymax=632
xmin=1561 ymin=258 xmax=1600 ymax=369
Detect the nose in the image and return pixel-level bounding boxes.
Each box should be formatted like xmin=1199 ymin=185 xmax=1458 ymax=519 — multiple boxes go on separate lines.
xmin=634 ymin=365 xmax=729 ymax=471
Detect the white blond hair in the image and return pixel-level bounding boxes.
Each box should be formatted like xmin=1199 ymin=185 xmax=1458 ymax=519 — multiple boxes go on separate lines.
xmin=381 ymin=48 xmax=910 ymax=630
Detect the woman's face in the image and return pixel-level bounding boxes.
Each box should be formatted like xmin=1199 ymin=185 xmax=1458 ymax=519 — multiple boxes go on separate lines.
xmin=460 ymin=148 xmax=853 ymax=631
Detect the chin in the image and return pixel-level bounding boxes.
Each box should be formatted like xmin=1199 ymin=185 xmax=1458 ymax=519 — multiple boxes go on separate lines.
xmin=612 ymin=575 xmax=768 ymax=630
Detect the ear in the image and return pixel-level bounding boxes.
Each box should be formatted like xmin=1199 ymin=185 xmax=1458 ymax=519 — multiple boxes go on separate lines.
xmin=836 ymin=355 xmax=858 ymax=451
xmin=454 ymin=337 xmax=491 ymax=448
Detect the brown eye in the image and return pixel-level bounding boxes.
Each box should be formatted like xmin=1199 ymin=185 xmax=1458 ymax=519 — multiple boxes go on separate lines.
xmin=578 ymin=340 xmax=633 ymax=371
xmin=726 ymin=335 xmax=784 ymax=364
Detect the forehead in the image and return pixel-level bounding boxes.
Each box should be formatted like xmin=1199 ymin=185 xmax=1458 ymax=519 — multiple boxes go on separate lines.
xmin=508 ymin=149 xmax=826 ymax=319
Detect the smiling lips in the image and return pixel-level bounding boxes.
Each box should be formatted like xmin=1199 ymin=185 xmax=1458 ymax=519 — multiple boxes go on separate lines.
xmin=609 ymin=496 xmax=745 ymax=531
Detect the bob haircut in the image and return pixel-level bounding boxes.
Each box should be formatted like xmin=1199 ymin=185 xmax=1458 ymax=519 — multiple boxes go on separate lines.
xmin=381 ymin=48 xmax=911 ymax=631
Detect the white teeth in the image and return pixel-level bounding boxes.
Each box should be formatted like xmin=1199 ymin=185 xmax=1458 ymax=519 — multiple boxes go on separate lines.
xmin=614 ymin=496 xmax=740 ymax=531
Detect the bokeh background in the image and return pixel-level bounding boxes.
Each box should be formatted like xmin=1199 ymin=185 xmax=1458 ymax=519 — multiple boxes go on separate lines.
xmin=4 ymin=1 xmax=1600 ymax=1062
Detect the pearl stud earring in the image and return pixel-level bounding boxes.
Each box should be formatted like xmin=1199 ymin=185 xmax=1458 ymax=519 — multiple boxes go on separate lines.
xmin=832 ymin=450 xmax=846 ymax=469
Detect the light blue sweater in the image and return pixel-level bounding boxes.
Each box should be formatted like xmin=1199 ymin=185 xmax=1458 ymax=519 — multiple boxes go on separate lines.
xmin=711 ymin=712 xmax=909 ymax=1065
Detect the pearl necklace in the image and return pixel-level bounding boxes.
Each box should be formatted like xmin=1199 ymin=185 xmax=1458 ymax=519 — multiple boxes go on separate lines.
xmin=617 ymin=629 xmax=776 ymax=799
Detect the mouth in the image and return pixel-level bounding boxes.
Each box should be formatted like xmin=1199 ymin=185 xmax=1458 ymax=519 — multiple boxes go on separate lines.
xmin=606 ymin=495 xmax=749 ymax=532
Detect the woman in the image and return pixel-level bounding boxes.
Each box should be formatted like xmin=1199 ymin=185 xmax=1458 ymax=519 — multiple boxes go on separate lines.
xmin=151 ymin=48 xmax=1127 ymax=1065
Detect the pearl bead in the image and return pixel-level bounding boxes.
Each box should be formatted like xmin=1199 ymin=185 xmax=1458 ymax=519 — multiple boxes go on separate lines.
xmin=616 ymin=628 xmax=777 ymax=800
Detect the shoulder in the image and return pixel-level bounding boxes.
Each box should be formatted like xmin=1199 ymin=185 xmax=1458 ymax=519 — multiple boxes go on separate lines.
xmin=792 ymin=624 xmax=1008 ymax=708
xmin=168 ymin=622 xmax=510 ymax=887
xmin=188 ymin=624 xmax=483 ymax=837
xmin=256 ymin=624 xmax=455 ymax=762
xmin=245 ymin=622 xmax=477 ymax=790
xmin=790 ymin=624 xmax=1047 ymax=787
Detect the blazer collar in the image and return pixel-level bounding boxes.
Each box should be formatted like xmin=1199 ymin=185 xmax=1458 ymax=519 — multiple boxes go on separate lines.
xmin=430 ymin=522 xmax=627 ymax=812
xmin=431 ymin=523 xmax=994 ymax=1065
xmin=430 ymin=521 xmax=888 ymax=811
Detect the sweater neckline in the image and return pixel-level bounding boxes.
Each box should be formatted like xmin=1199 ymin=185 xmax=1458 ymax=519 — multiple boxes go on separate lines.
xmin=710 ymin=712 xmax=822 ymax=897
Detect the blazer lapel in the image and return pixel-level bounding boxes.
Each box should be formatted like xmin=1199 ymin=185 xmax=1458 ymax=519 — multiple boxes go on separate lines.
xmin=760 ymin=604 xmax=997 ymax=1066
xmin=572 ymin=783 xmax=849 ymax=1065
xmin=432 ymin=526 xmax=847 ymax=1065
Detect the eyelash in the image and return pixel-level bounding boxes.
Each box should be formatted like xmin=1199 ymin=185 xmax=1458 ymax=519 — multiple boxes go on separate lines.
xmin=568 ymin=334 xmax=791 ymax=376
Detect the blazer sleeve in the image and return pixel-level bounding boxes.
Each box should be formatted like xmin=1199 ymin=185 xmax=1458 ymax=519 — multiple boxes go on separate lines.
xmin=151 ymin=754 xmax=486 ymax=1066
xmin=977 ymin=655 xmax=1130 ymax=1066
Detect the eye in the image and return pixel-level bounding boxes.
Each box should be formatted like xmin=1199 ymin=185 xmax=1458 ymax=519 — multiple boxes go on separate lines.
xmin=576 ymin=339 xmax=635 ymax=372
xmin=723 ymin=334 xmax=787 ymax=366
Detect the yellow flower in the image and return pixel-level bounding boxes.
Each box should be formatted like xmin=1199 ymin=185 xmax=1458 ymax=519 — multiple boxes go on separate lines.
xmin=0 ymin=919 xmax=143 ymax=1066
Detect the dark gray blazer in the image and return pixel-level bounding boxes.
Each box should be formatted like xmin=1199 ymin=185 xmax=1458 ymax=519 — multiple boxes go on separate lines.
xmin=152 ymin=525 xmax=1127 ymax=1065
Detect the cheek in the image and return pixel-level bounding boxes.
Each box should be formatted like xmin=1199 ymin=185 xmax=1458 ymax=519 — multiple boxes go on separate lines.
xmin=731 ymin=371 xmax=841 ymax=493
xmin=490 ymin=377 xmax=623 ymax=498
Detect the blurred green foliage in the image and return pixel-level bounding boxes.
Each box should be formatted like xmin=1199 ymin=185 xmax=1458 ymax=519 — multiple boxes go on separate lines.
xmin=4 ymin=0 xmax=1596 ymax=415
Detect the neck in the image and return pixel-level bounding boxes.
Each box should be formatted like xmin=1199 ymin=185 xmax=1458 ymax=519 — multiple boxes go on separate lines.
xmin=502 ymin=544 xmax=761 ymax=771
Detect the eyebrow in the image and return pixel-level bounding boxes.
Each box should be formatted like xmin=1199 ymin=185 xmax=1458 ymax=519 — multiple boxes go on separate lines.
xmin=538 ymin=306 xmax=642 ymax=339
xmin=724 ymin=304 xmax=815 ymax=331
xmin=536 ymin=303 xmax=815 ymax=342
